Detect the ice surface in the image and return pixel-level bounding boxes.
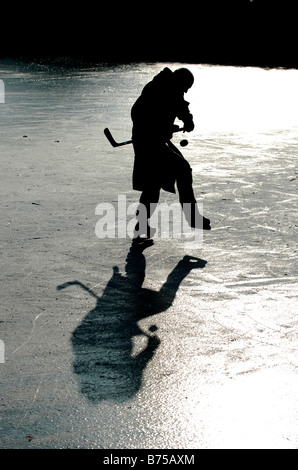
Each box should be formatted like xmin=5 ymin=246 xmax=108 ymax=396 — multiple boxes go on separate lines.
xmin=0 ymin=59 xmax=297 ymax=449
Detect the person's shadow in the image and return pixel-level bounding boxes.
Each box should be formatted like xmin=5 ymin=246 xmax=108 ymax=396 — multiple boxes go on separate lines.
xmin=57 ymin=248 xmax=207 ymax=403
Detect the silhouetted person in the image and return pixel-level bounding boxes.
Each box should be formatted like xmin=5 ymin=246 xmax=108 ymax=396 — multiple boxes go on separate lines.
xmin=131 ymin=67 xmax=211 ymax=244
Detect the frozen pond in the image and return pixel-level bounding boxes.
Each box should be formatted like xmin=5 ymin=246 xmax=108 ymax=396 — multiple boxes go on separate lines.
xmin=0 ymin=59 xmax=298 ymax=449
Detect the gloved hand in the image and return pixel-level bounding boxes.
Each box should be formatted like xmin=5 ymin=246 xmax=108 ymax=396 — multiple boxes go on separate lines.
xmin=183 ymin=118 xmax=195 ymax=133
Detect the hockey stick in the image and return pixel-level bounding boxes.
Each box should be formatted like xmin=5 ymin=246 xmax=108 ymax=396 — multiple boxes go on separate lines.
xmin=104 ymin=128 xmax=132 ymax=147
xmin=104 ymin=126 xmax=184 ymax=148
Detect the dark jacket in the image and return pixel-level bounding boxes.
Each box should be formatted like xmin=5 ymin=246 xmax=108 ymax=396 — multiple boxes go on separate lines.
xmin=131 ymin=68 xmax=194 ymax=193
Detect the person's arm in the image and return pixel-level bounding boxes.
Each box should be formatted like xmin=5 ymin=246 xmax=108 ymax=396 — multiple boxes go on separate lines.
xmin=177 ymin=99 xmax=195 ymax=132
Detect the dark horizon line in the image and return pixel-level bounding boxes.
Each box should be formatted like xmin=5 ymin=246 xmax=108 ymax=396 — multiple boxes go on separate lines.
xmin=2 ymin=54 xmax=298 ymax=70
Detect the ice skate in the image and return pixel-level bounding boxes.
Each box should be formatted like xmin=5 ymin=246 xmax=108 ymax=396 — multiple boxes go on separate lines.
xmin=183 ymin=204 xmax=211 ymax=230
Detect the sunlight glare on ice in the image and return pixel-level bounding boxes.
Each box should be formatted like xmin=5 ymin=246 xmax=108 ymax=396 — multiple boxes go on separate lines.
xmin=187 ymin=66 xmax=298 ymax=136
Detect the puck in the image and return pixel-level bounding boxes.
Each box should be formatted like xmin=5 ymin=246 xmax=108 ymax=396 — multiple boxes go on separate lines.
xmin=180 ymin=139 xmax=188 ymax=147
